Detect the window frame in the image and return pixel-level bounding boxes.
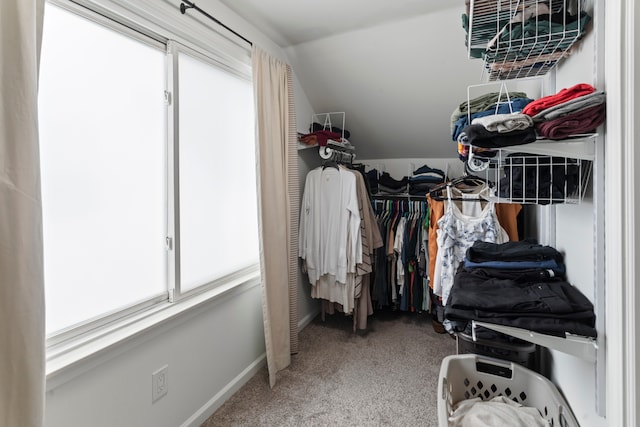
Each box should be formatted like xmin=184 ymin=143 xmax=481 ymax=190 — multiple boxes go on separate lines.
xmin=167 ymin=40 xmax=257 ymax=302
xmin=42 ymin=0 xmax=260 ymax=363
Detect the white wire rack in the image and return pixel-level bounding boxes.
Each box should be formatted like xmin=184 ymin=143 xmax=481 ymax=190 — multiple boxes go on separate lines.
xmin=465 ymin=136 xmax=595 ymax=205
xmin=466 ymin=0 xmax=588 ymax=80
xmin=311 ymin=112 xmax=347 ymax=139
xmin=311 ymin=112 xmax=356 ymax=163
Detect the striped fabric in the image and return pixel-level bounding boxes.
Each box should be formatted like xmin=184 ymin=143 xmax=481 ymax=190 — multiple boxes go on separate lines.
xmin=286 ymin=66 xmax=299 ymax=354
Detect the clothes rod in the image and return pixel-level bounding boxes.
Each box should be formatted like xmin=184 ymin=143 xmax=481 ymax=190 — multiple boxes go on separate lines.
xmin=179 ymin=0 xmax=253 ymax=46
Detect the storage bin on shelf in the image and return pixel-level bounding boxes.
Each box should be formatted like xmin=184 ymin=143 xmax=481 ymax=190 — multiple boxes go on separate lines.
xmin=456 ymin=331 xmax=539 ymax=372
xmin=438 ymin=354 xmax=579 ymax=427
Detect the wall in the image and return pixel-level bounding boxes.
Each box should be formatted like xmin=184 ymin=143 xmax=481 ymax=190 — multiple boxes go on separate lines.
xmin=546 ymin=1 xmax=607 ymax=425
xmin=357 ymin=158 xmax=464 ymax=181
xmin=284 ymin=6 xmax=486 ymax=160
xmin=43 ymin=1 xmax=318 ymax=426
xmin=46 ymin=282 xmax=264 ymax=427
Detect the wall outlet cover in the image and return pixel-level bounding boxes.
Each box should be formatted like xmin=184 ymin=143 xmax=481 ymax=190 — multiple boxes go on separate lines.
xmin=152 ymin=365 xmax=169 ymax=403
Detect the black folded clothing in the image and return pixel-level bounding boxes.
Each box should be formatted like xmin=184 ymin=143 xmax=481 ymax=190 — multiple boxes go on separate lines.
xmin=444 ymin=269 xmax=597 ymax=338
xmin=365 ymin=169 xmax=379 ymax=194
xmin=466 ymin=240 xmax=564 ymax=263
xmin=462 ymin=124 xmax=537 ymax=148
xmin=378 ymin=172 xmax=408 ymax=190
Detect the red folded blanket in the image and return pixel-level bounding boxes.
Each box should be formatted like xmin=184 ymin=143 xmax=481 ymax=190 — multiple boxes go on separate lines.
xmin=299 ymin=130 xmax=342 ymax=147
xmin=523 ymin=83 xmax=596 ymax=117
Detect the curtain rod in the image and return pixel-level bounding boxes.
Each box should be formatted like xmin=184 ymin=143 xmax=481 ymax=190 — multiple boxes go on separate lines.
xmin=179 ymin=0 xmax=253 ymax=46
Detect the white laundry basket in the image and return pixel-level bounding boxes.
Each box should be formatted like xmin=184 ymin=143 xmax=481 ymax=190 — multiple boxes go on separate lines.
xmin=437 ymin=354 xmax=579 ymax=427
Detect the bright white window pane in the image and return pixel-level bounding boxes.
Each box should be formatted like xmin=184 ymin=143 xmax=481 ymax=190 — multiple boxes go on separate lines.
xmin=39 ymin=5 xmax=167 ymax=333
xmin=178 ymin=53 xmax=258 ymax=292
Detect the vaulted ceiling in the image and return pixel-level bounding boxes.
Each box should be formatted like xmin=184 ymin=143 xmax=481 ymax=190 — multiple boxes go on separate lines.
xmin=216 ymin=0 xmax=459 ymax=47
xmin=217 ymin=0 xmax=487 ymax=160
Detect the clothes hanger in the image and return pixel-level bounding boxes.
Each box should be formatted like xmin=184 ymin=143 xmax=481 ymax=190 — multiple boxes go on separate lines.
xmin=429 ymin=175 xmax=491 ymax=201
xmin=322 ymin=160 xmax=339 ymax=170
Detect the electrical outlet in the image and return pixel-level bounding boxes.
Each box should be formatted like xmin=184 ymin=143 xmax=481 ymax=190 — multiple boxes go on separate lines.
xmin=152 ymin=365 xmax=168 ymax=403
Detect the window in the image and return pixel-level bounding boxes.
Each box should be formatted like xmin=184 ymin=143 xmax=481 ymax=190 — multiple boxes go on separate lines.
xmin=177 ymin=51 xmax=258 ymax=293
xmin=39 ymin=3 xmax=258 ymax=338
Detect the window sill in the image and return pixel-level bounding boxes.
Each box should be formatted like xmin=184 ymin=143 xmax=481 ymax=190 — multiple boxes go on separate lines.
xmin=45 ymin=266 xmax=261 ymax=391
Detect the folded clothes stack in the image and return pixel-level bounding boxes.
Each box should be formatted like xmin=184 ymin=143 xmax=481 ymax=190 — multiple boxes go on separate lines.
xmin=445 ymin=240 xmax=597 ymax=338
xmin=377 ymin=172 xmax=409 ymax=195
xmin=310 ymin=121 xmax=350 ymax=139
xmin=459 ymin=122 xmax=537 ymax=149
xmin=298 ymin=130 xmax=342 ymax=147
xmin=453 ymin=83 xmax=606 ymax=163
xmin=408 ymin=165 xmax=446 ymax=196
xmin=452 ymin=95 xmax=533 ymax=142
xmin=524 ymin=84 xmax=607 ymax=140
xmin=451 ymin=92 xmax=533 ymax=162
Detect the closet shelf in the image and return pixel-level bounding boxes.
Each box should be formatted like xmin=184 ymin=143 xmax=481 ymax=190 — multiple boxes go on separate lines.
xmin=465 ymin=0 xmax=589 ymax=81
xmin=465 ymin=135 xmax=596 ymax=205
xmin=498 ymin=134 xmax=597 ymax=161
xmin=472 ymin=321 xmax=597 ymax=363
xmin=298 ymin=112 xmax=356 ymax=164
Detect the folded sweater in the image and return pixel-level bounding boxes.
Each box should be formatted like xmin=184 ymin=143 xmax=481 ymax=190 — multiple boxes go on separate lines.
xmin=522 ymin=83 xmax=596 ymax=117
xmin=536 ymin=103 xmax=606 ymax=140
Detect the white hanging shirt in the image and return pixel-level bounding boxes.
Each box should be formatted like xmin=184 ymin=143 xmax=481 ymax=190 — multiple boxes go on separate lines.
xmin=393 ymin=216 xmax=407 ymax=299
xmin=298 ymin=167 xmax=361 ymax=286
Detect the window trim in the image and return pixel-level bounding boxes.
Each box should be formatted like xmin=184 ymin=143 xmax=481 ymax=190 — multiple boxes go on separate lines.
xmin=41 ymin=1 xmax=171 ymax=337
xmin=49 ymin=0 xmax=167 ymax=49
xmin=64 ymin=0 xmax=252 ymax=72
xmin=167 ymin=40 xmax=256 ymax=302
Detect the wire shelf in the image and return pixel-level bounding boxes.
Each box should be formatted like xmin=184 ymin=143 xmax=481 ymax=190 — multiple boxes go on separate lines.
xmin=465 ymin=139 xmax=595 ymax=205
xmin=465 ymin=0 xmax=589 ymax=81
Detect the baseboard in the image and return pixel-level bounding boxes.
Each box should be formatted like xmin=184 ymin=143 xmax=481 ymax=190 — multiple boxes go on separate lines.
xmin=181 ymin=308 xmax=318 ymax=426
xmin=298 ymin=307 xmax=320 ymax=332
xmin=180 ymin=353 xmax=267 ymax=427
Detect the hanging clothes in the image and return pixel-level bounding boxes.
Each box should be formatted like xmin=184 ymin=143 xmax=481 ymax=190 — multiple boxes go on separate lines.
xmin=427 ymin=193 xmax=522 ymax=294
xmin=370 ymin=198 xmax=429 ymax=313
xmin=299 ymin=166 xmax=361 ymax=312
xmin=299 ymin=164 xmax=382 ymax=330
xmin=432 ymin=186 xmax=509 ymax=307
xmin=320 ymin=165 xmax=383 ymax=330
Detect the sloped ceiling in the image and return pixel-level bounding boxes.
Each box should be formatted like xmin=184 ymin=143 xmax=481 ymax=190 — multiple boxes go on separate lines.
xmin=217 ymin=0 xmax=487 ymax=160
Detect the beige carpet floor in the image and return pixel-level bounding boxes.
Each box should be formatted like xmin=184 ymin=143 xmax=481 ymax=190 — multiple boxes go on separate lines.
xmin=201 ymin=310 xmax=457 ymax=427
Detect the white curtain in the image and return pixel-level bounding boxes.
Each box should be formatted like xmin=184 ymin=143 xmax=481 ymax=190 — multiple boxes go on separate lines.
xmin=252 ymin=46 xmax=299 ymax=388
xmin=0 ymin=0 xmax=46 ymax=426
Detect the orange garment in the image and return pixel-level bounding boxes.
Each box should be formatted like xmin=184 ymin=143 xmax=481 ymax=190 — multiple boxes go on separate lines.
xmin=495 ymin=203 xmax=522 ymax=242
xmin=426 ymin=195 xmax=522 ymax=289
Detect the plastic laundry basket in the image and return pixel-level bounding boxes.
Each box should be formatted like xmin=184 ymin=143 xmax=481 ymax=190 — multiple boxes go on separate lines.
xmin=437 ymin=354 xmax=579 ymax=427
